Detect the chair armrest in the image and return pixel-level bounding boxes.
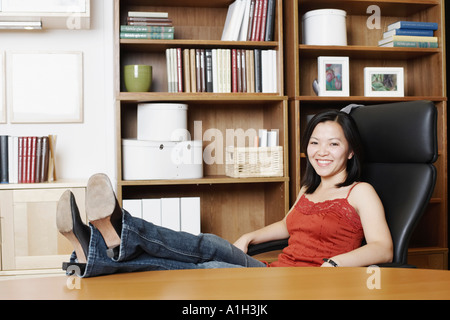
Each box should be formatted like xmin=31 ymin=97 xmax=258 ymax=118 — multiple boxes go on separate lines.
xmin=247 ymin=238 xmax=289 ymax=256
xmin=374 ymin=262 xmax=416 ymax=268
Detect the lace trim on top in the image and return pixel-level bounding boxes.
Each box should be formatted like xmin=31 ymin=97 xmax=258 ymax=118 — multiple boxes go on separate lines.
xmin=298 ymin=195 xmax=362 ymax=231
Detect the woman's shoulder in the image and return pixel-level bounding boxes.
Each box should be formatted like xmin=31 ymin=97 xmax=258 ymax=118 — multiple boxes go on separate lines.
xmin=348 ymin=182 xmax=382 ymax=208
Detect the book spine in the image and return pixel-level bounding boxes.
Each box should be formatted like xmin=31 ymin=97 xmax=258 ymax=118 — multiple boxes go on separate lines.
xmin=231 ymin=49 xmax=238 ymax=92
xmin=391 ymin=41 xmax=438 ymax=48
xmin=176 ymin=48 xmax=183 ymax=92
xmin=254 ymin=49 xmax=262 ymax=92
xmin=120 ymin=32 xmax=174 ymax=39
xmin=205 ymin=49 xmax=213 ymax=92
xmin=397 ymin=21 xmax=438 ymax=30
xmin=392 ymin=35 xmax=437 ymax=42
xmin=264 ymin=0 xmax=276 ymax=41
xmin=128 ymin=11 xmax=169 ymax=19
xmin=259 ymin=0 xmax=268 ymax=41
xmin=120 ymin=25 xmax=174 ymax=33
xmin=0 ymin=135 xmax=8 ymax=183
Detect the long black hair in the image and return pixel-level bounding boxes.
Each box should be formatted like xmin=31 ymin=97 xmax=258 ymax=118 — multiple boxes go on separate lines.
xmin=300 ymin=110 xmax=363 ymax=194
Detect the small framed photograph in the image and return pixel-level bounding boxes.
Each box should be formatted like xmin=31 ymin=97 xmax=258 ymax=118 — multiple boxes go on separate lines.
xmin=364 ymin=67 xmax=404 ymax=97
xmin=317 ymin=56 xmax=350 ymax=97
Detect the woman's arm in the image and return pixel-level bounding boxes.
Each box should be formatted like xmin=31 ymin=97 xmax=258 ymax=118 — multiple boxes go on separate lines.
xmin=322 ymin=182 xmax=393 ymax=267
xmin=233 ymin=189 xmax=306 ymax=254
xmin=233 ymin=219 xmax=290 ymax=253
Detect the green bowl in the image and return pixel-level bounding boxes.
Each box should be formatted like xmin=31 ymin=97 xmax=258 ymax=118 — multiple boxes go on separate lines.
xmin=124 ymin=65 xmax=152 ymax=92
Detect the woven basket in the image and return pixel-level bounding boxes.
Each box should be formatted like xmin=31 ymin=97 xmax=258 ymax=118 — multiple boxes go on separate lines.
xmin=225 ymin=146 xmax=283 ymax=178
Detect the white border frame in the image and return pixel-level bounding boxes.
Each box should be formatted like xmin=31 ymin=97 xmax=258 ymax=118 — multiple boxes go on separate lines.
xmin=0 ymin=51 xmax=5 ymax=123
xmin=364 ymin=67 xmax=404 ymax=97
xmin=317 ymin=56 xmax=350 ymax=97
xmin=8 ymin=51 xmax=83 ymax=123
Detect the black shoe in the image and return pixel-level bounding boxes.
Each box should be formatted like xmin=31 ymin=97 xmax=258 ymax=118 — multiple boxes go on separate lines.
xmin=86 ymin=173 xmax=122 ymax=258
xmin=56 ymin=190 xmax=91 ymax=263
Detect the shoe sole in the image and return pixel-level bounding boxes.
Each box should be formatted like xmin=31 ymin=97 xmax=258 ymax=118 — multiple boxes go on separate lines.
xmin=56 ymin=190 xmax=87 ymax=263
xmin=86 ymin=173 xmax=121 ymax=249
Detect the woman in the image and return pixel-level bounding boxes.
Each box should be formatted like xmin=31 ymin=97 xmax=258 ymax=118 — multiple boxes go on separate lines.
xmin=58 ymin=110 xmax=392 ymax=277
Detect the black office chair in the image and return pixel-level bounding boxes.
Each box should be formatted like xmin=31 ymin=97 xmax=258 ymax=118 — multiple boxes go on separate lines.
xmin=248 ymin=101 xmax=438 ymax=268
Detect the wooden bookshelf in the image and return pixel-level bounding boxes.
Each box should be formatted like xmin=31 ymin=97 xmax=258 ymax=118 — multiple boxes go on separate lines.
xmin=114 ymin=0 xmax=289 ymax=243
xmin=284 ymin=0 xmax=447 ymax=269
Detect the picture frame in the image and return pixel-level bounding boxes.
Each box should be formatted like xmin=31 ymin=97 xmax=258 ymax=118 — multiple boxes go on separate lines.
xmin=364 ymin=67 xmax=404 ymax=97
xmin=8 ymin=51 xmax=83 ymax=123
xmin=0 ymin=51 xmax=5 ymax=123
xmin=317 ymin=56 xmax=350 ymax=97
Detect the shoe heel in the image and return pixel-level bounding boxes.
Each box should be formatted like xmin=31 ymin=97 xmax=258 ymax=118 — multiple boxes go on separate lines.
xmin=57 ymin=190 xmax=88 ymax=263
xmin=86 ymin=173 xmax=121 ymax=250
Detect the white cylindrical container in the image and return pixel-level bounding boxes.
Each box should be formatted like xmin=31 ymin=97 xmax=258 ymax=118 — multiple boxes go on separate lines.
xmin=302 ymin=9 xmax=347 ymax=46
xmin=137 ymin=103 xmax=188 ymax=141
xmin=122 ymin=139 xmax=203 ymax=180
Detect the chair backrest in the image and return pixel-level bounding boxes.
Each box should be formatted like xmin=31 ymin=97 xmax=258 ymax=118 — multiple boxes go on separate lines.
xmin=350 ymin=101 xmax=437 ymax=265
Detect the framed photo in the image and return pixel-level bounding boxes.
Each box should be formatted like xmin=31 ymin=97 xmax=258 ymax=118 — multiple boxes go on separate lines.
xmin=0 ymin=52 xmax=5 ymax=123
xmin=364 ymin=67 xmax=404 ymax=97
xmin=317 ymin=56 xmax=350 ymax=97
xmin=8 ymin=51 xmax=83 ymax=123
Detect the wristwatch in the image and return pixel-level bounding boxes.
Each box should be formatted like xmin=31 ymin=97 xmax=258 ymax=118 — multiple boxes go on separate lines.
xmin=323 ymin=258 xmax=339 ymax=267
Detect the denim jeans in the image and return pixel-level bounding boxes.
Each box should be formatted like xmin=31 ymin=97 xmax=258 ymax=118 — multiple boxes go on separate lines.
xmin=70 ymin=210 xmax=266 ymax=278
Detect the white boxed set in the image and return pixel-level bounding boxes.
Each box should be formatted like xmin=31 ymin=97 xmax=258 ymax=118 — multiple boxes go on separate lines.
xmin=122 ymin=139 xmax=203 ymax=180
xmin=302 ymin=9 xmax=347 ymax=46
xmin=137 ymin=103 xmax=188 ymax=141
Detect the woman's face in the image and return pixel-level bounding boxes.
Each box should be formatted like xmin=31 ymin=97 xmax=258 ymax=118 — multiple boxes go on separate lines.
xmin=307 ymin=121 xmax=354 ymax=180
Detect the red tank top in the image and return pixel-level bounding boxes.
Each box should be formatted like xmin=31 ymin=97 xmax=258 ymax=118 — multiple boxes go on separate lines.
xmin=270 ymin=184 xmax=364 ymax=267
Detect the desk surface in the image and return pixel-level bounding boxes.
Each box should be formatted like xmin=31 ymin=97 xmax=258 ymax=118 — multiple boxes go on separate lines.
xmin=1 ymin=267 xmax=450 ymax=300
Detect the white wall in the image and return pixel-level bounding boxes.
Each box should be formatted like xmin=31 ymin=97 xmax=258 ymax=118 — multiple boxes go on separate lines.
xmin=0 ymin=1 xmax=116 ymax=183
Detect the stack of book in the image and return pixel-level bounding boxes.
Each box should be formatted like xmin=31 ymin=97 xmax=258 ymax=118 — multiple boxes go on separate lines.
xmin=0 ymin=135 xmax=56 ymax=184
xmin=378 ymin=21 xmax=438 ymax=48
xmin=166 ymin=48 xmax=277 ymax=93
xmin=222 ymin=0 xmax=276 ymax=41
xmin=120 ymin=11 xmax=174 ymax=40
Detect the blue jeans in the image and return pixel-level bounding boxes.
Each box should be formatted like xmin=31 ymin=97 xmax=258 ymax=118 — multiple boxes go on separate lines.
xmin=70 ymin=210 xmax=266 ymax=278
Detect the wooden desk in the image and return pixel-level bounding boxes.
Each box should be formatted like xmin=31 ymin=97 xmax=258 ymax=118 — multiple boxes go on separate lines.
xmin=1 ymin=267 xmax=450 ymax=300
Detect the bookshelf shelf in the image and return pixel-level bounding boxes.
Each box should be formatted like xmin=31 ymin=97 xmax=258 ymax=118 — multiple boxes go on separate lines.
xmin=121 ymin=39 xmax=279 ymax=51
xmin=285 ymin=0 xmax=447 ymax=269
xmin=114 ymin=0 xmax=289 ymax=243
xmin=299 ymin=45 xmax=440 ymax=59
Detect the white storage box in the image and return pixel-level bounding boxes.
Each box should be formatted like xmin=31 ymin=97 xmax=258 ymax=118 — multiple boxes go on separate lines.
xmin=137 ymin=103 xmax=188 ymax=141
xmin=122 ymin=139 xmax=203 ymax=180
xmin=302 ymin=9 xmax=347 ymax=46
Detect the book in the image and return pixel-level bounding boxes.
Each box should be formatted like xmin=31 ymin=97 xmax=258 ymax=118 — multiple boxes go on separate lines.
xmin=378 ymin=35 xmax=437 ymax=46
xmin=126 ymin=17 xmax=173 ymax=26
xmin=387 ymin=21 xmax=438 ymax=31
xmin=128 ymin=11 xmax=169 ymax=19
xmin=264 ymin=0 xmax=276 ymax=41
xmin=0 ymin=135 xmax=8 ymax=183
xmin=221 ymin=0 xmax=247 ymax=41
xmin=120 ymin=32 xmax=174 ymax=40
xmin=120 ymin=25 xmax=174 ymax=33
xmin=380 ymin=41 xmax=438 ymax=48
xmin=383 ymin=28 xmax=434 ymax=38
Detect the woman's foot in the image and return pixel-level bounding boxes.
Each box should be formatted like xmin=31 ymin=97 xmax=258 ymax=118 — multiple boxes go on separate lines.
xmin=56 ymin=190 xmax=90 ymax=263
xmin=86 ymin=173 xmax=122 ymax=258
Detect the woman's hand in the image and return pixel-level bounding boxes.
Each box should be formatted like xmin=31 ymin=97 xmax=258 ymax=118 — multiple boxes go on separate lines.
xmin=233 ymin=234 xmax=252 ymax=253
